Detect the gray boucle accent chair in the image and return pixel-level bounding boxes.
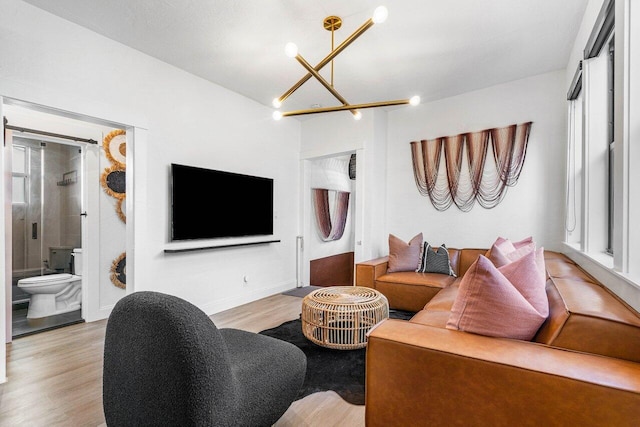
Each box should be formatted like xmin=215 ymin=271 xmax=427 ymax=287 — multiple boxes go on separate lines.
xmin=103 ymin=291 xmax=307 ymax=427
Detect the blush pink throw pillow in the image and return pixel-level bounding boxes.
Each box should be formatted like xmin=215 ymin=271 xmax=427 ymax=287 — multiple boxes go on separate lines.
xmin=512 ymin=236 xmax=534 ymax=248
xmin=487 ymin=236 xmax=536 ymax=268
xmin=387 ymin=233 xmax=423 ymax=273
xmin=446 ymin=249 xmax=548 ymax=341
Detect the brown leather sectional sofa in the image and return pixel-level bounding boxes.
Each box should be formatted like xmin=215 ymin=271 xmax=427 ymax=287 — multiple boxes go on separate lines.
xmin=356 ymin=249 xmax=640 ymax=426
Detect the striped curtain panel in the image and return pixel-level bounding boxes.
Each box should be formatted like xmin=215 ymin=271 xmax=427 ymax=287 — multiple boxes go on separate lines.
xmin=313 ymin=189 xmax=350 ymax=241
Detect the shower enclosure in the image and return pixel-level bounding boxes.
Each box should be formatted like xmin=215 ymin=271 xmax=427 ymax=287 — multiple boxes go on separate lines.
xmin=11 ymin=137 xmax=82 ymax=305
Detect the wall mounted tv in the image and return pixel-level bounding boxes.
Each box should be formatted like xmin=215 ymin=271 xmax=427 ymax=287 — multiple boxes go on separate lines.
xmin=170 ymin=163 xmax=274 ymax=241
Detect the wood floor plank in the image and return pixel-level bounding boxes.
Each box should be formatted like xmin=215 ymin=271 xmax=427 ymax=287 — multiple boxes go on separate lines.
xmin=0 ymin=292 xmax=365 ymax=426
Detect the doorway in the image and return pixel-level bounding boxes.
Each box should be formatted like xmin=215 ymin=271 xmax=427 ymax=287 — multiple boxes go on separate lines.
xmin=305 ymin=153 xmax=357 ymax=287
xmin=10 ymin=136 xmax=84 ymax=337
xmin=3 ymin=99 xmax=129 ymax=340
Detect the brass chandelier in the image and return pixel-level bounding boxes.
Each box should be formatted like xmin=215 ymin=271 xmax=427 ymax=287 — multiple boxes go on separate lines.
xmin=272 ymin=6 xmax=420 ymax=120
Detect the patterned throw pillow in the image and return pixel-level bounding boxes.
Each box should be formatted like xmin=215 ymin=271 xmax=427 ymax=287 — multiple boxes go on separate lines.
xmin=416 ymin=243 xmax=456 ymax=276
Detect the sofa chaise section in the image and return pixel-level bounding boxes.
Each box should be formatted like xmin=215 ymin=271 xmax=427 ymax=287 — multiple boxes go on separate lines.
xmin=358 ymin=249 xmax=640 ymax=426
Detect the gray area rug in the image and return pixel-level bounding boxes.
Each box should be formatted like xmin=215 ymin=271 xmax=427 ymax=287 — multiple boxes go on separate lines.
xmin=259 ymin=309 xmax=415 ymax=405
xmin=281 ymin=286 xmax=323 ymax=298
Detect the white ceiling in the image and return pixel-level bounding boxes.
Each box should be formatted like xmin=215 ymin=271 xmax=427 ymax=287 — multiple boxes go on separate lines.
xmin=23 ymin=0 xmax=588 ymax=116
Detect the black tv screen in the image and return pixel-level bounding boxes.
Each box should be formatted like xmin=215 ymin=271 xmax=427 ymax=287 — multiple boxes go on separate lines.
xmin=170 ymin=163 xmax=274 ymax=241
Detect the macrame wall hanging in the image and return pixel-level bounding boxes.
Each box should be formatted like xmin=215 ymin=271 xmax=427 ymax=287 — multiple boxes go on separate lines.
xmin=311 ymin=157 xmax=351 ymax=241
xmin=410 ymin=122 xmax=532 ymax=212
xmin=313 ymin=189 xmax=350 ymax=241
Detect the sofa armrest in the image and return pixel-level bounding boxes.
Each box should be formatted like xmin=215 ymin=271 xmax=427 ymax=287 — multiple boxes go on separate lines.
xmin=355 ymin=257 xmax=389 ymax=288
xmin=366 ymin=320 xmax=640 ymax=427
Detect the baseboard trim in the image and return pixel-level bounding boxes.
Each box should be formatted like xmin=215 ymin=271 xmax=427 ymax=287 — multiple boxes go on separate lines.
xmin=200 ymin=281 xmax=296 ymax=316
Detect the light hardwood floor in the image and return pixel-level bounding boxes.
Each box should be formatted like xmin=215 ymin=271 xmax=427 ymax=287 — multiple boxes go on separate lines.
xmin=0 ymin=293 xmax=365 ymax=426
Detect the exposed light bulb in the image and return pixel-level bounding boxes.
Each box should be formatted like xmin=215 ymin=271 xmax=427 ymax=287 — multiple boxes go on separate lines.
xmin=372 ymin=6 xmax=388 ymax=24
xmin=272 ymin=111 xmax=283 ymax=120
xmin=409 ymin=95 xmax=421 ymax=106
xmin=285 ymin=42 xmax=298 ymax=58
xmin=353 ymin=111 xmax=362 ymax=120
xmin=272 ymin=98 xmax=282 ymax=108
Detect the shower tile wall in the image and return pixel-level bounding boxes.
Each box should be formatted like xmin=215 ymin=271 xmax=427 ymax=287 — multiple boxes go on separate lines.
xmin=12 ymin=139 xmax=81 ymax=278
xmin=43 ymin=143 xmax=81 ymax=270
xmin=61 ymin=147 xmax=81 ymax=249
xmin=42 ymin=143 xmax=63 ymax=267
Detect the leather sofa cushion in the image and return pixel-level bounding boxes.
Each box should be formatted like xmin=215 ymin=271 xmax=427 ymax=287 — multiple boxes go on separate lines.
xmin=412 ymin=281 xmax=461 ymax=327
xmin=457 ymin=249 xmax=488 ymax=277
xmin=376 ymin=271 xmax=457 ymax=288
xmin=544 ymin=258 xmax=597 ymax=282
xmin=375 ymin=272 xmax=456 ymax=312
xmin=535 ymin=276 xmax=640 ymax=363
xmin=423 ymin=280 xmax=460 ymax=311
xmin=410 ymin=309 xmax=450 ymax=328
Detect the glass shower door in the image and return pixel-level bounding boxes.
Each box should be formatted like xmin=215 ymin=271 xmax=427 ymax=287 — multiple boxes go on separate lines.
xmin=11 ymin=139 xmax=45 ymax=303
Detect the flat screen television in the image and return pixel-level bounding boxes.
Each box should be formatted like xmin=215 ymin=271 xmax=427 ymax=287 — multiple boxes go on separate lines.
xmin=170 ymin=163 xmax=274 ymax=241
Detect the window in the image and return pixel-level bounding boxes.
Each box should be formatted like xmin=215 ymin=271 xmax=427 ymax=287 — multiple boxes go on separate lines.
xmin=606 ymin=37 xmax=614 ymax=255
xmin=12 ymin=145 xmax=27 ymax=204
xmin=566 ymin=0 xmax=640 ymax=284
xmin=566 ymin=91 xmax=583 ymax=246
xmin=566 ymin=0 xmax=615 ymax=260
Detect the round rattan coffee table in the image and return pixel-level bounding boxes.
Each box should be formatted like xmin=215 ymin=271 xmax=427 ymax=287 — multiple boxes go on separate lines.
xmin=301 ymin=286 xmax=389 ymax=350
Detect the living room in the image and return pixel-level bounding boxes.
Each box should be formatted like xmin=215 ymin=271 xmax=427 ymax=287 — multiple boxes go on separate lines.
xmin=1 ymin=0 xmax=640 ymax=425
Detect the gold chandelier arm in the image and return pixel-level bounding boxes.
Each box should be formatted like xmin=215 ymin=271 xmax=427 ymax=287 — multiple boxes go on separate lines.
xmin=280 ymin=99 xmax=411 ymax=117
xmin=294 ymin=53 xmax=359 ymax=117
xmin=275 ymin=18 xmax=375 ymax=106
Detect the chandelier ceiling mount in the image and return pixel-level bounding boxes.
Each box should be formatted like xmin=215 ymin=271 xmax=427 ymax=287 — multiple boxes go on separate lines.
xmin=272 ymin=6 xmax=420 ymax=120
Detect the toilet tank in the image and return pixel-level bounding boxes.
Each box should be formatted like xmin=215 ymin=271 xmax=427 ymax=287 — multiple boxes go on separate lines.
xmin=72 ymin=248 xmax=83 ymax=276
xmin=49 ymin=246 xmax=74 ymax=272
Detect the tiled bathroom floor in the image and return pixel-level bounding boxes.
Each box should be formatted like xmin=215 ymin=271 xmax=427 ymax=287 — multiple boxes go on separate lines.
xmin=12 ymin=304 xmax=84 ymax=338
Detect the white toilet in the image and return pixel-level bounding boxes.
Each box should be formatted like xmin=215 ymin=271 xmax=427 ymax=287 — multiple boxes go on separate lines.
xmin=18 ymin=248 xmax=83 ymax=319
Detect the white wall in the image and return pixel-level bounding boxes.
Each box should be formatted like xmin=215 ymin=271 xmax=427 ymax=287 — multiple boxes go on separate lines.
xmin=0 ymin=0 xmax=300 ymax=336
xmin=385 ymin=71 xmax=567 ymax=252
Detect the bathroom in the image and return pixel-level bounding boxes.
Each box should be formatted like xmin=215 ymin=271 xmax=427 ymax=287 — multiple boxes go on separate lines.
xmin=11 ymin=135 xmax=84 ymax=337
xmin=5 ymin=101 xmax=128 ymax=339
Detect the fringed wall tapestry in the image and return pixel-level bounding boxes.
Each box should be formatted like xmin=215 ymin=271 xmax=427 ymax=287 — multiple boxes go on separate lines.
xmin=101 ymin=129 xmax=127 ymax=290
xmin=410 ymin=122 xmax=532 ymax=212
xmin=313 ymin=189 xmax=350 ymax=241
xmin=311 ymin=157 xmax=352 ymax=241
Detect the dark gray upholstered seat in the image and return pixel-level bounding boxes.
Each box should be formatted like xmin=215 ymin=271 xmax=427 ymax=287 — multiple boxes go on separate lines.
xmin=103 ymin=291 xmax=306 ymax=427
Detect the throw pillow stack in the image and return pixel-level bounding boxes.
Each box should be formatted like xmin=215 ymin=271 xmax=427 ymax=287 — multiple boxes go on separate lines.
xmin=387 ymin=233 xmax=455 ymax=277
xmin=446 ymin=236 xmax=549 ymax=341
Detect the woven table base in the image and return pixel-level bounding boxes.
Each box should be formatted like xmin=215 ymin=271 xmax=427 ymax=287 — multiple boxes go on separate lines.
xmin=301 ymin=286 xmax=389 ymax=350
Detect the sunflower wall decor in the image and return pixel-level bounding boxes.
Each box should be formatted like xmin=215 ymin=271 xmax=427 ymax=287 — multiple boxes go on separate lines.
xmin=103 ymin=128 xmax=127 ymax=168
xmin=110 ymin=252 xmax=126 ymax=290
xmin=101 ymin=129 xmax=127 ymax=223
xmin=102 ymin=129 xmax=127 ymax=290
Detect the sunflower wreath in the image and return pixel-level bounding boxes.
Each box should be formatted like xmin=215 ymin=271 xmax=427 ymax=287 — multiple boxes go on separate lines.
xmin=101 ymin=164 xmax=126 ymax=200
xmin=110 ymin=252 xmax=126 ymax=290
xmin=103 ymin=129 xmax=126 ymax=168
